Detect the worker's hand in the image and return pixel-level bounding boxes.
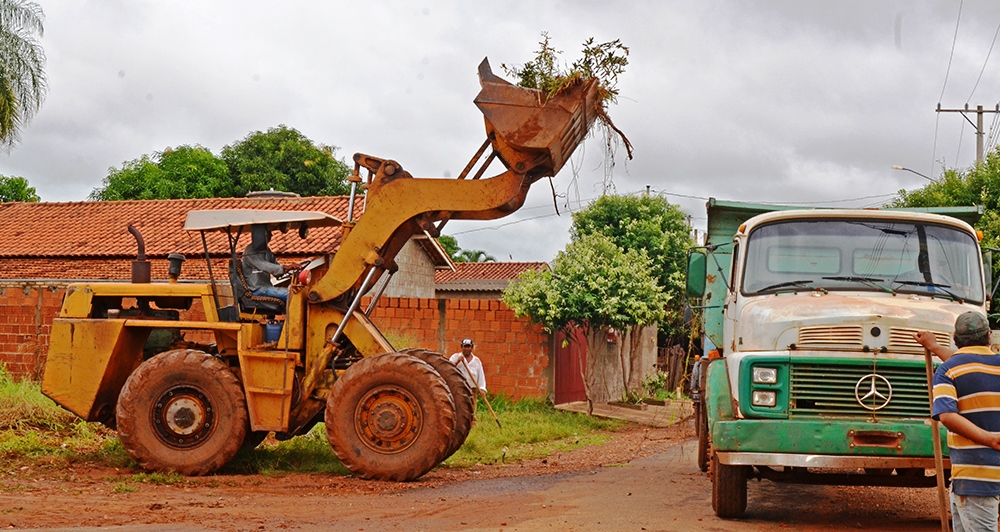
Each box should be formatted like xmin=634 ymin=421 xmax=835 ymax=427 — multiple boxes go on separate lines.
xmin=988 ymin=433 xmax=1000 ymax=451
xmin=913 ymin=331 xmax=939 ymax=350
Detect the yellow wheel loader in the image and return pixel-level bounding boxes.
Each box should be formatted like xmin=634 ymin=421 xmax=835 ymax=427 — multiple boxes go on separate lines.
xmin=41 ymin=59 xmax=601 ymax=480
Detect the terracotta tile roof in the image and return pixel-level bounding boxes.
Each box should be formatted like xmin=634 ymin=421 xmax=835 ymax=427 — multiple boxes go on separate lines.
xmin=0 ymin=196 xmax=351 ymax=259
xmin=435 ymin=262 xmax=547 ymax=287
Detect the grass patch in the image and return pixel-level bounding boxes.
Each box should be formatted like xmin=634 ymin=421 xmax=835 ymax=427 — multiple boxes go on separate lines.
xmin=444 ymin=395 xmax=624 ymax=467
xmin=223 ymin=424 xmax=350 ymax=476
xmin=0 ymin=363 xmax=627 ymax=476
xmin=0 ymin=365 xmax=75 ymax=431
xmin=112 ymin=482 xmax=136 ymax=494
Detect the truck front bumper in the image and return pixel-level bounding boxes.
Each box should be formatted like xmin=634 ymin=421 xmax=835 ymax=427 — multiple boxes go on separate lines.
xmin=712 ymin=418 xmax=947 ymax=462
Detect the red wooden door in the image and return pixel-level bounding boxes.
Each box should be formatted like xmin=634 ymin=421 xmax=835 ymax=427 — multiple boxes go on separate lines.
xmin=554 ymin=327 xmax=587 ymax=404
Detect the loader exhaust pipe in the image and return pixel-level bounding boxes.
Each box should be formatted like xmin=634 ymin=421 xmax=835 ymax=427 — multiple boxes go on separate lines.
xmin=128 ymin=224 xmax=151 ymax=283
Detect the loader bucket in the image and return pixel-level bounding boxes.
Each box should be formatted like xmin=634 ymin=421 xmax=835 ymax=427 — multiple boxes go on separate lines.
xmin=474 ymin=58 xmax=601 ymax=179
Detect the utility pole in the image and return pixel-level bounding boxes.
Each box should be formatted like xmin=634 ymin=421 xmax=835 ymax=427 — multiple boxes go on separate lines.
xmin=936 ymin=103 xmax=1000 ymax=163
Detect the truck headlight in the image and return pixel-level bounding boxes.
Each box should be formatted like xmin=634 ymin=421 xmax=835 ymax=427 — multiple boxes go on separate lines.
xmin=752 ymin=390 xmax=777 ymax=407
xmin=752 ymin=367 xmax=778 ymax=384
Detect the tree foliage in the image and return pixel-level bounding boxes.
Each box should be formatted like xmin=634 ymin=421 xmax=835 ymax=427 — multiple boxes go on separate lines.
xmin=220 ymin=125 xmax=350 ymax=197
xmin=90 ymin=145 xmax=232 ymax=201
xmin=0 ymin=174 xmax=37 ymax=201
xmin=570 ymin=194 xmax=692 ymax=337
xmin=89 ymin=125 xmax=351 ymax=201
xmin=0 ymin=0 xmax=46 ymax=149
xmin=436 ymin=234 xmax=495 ymax=263
xmin=503 ymin=233 xmax=667 ymax=334
xmin=890 ymin=147 xmax=1000 ymax=306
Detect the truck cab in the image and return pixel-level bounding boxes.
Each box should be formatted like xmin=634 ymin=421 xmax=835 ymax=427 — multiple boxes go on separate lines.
xmin=688 ymin=199 xmax=989 ymax=518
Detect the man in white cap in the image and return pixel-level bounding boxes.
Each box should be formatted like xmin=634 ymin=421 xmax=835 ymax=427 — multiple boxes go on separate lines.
xmin=450 ymin=338 xmax=487 ymax=395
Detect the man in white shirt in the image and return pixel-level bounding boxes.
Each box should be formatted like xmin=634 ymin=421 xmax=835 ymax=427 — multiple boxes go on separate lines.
xmin=450 ymin=338 xmax=487 ymax=395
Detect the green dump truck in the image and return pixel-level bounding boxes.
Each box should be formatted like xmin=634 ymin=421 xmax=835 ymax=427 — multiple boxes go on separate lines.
xmin=687 ymin=198 xmax=991 ymax=518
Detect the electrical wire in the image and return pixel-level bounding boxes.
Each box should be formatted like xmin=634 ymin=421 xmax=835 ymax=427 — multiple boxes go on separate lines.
xmin=967 ymin=18 xmax=1000 ymax=103
xmin=940 ymin=0 xmax=964 ymax=102
xmin=932 ymin=0 xmax=965 ymax=172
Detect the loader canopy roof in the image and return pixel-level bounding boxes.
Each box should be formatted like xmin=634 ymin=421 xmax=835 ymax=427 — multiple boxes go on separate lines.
xmin=183 ymin=209 xmax=342 ymax=232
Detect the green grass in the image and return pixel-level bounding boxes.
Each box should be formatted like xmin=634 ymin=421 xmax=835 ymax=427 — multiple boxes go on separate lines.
xmin=0 ymin=364 xmax=627 ymax=477
xmin=444 ymin=395 xmax=624 ymax=467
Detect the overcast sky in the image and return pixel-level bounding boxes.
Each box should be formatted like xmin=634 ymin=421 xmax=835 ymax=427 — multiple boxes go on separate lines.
xmin=3 ymin=1 xmax=1000 ymax=262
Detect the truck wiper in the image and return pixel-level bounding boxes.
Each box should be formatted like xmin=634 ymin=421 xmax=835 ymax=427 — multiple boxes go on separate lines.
xmin=821 ymin=276 xmax=896 ymax=295
xmin=757 ymin=279 xmax=815 ymax=293
xmin=892 ymin=280 xmax=962 ymax=302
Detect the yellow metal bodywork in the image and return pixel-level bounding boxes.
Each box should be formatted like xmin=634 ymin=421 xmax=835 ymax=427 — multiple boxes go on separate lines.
xmin=42 ymin=319 xmax=147 ymax=421
xmin=43 ymin=60 xmax=600 ymax=440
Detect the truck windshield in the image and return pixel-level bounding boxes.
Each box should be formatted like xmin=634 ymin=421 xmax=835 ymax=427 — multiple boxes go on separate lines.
xmin=741 ymin=219 xmax=984 ymax=303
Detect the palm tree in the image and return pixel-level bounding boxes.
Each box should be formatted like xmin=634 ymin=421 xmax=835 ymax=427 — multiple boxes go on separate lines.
xmin=0 ymin=0 xmax=45 ymax=148
xmin=457 ymin=249 xmax=496 ymax=262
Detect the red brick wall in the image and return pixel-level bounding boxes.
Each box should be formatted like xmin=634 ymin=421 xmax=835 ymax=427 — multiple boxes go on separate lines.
xmin=0 ymin=282 xmax=65 ymax=379
xmin=365 ymin=297 xmax=553 ymax=400
xmin=0 ymin=283 xmax=553 ymax=400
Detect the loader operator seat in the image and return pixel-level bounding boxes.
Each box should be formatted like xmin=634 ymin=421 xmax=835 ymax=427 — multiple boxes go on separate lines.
xmin=229 ymin=257 xmax=285 ymax=315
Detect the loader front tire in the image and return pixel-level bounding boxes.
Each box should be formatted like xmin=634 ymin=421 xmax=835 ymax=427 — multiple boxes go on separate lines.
xmin=403 ymin=348 xmax=475 ymax=460
xmin=326 ymin=352 xmax=456 ymax=481
xmin=116 ymin=349 xmax=248 ymax=476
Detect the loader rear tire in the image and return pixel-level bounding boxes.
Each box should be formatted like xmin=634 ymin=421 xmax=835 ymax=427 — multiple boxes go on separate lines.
xmin=326 ymin=352 xmax=456 ymax=481
xmin=404 ymin=348 xmax=475 ymax=460
xmin=116 ymin=349 xmax=248 ymax=476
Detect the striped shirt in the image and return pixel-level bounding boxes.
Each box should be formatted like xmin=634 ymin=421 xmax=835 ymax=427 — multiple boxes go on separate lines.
xmin=932 ymin=345 xmax=1000 ymax=496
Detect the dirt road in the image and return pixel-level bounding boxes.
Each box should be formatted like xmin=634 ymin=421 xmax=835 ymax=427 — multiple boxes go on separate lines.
xmin=0 ymin=421 xmax=950 ymax=531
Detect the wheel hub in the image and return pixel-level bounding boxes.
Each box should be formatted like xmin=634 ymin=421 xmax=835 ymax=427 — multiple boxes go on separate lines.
xmin=355 ymin=385 xmax=422 ymax=454
xmin=152 ymin=386 xmax=214 ymax=448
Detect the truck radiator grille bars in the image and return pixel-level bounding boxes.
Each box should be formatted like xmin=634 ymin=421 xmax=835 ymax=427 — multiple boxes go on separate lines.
xmin=789 ymin=362 xmax=930 ymax=419
xmin=797 ymin=326 xmax=864 ymax=348
xmin=887 ymin=328 xmax=952 ymax=354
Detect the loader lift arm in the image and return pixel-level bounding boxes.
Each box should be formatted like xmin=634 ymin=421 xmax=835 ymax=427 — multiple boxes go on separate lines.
xmin=309 ymin=58 xmax=601 ymax=304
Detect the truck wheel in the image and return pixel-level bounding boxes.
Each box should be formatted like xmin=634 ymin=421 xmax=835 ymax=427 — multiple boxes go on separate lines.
xmin=711 ymin=453 xmax=748 ymax=518
xmin=403 ymin=348 xmax=475 ymax=460
xmin=325 ymin=352 xmax=456 ymax=481
xmin=696 ymin=398 xmax=709 ymax=473
xmin=116 ymin=349 xmax=248 ymax=476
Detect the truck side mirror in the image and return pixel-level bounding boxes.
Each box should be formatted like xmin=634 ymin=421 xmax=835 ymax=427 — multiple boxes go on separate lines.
xmin=687 ymin=252 xmax=707 ymax=297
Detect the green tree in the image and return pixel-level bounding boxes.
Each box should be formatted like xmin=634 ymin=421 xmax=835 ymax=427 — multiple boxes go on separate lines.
xmin=570 ymin=194 xmax=692 ymax=338
xmin=0 ymin=0 xmax=46 ymax=148
xmin=221 ymin=125 xmax=350 ymax=197
xmin=0 ymin=174 xmax=37 ymax=201
xmin=89 ymin=145 xmax=232 ymax=201
xmin=503 ymin=233 xmax=667 ymax=403
xmin=436 ymin=234 xmax=495 ymax=263
xmin=890 ymin=147 xmax=1000 ymax=305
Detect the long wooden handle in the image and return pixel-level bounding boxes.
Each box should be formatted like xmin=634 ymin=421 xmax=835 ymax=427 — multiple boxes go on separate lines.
xmin=924 ymin=348 xmax=950 ymax=532
xmin=460 ymin=356 xmax=502 ymax=429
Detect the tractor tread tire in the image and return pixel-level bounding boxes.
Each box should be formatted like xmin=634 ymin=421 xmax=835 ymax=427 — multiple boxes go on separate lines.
xmin=116 ymin=349 xmax=248 ymax=476
xmin=711 ymin=452 xmax=748 ymax=518
xmin=696 ymin=398 xmax=709 ymax=473
xmin=325 ymin=352 xmax=456 ymax=481
xmin=402 ymin=348 xmax=475 ymax=460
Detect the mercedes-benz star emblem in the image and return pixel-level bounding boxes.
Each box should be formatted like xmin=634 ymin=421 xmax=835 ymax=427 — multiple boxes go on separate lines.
xmin=854 ymin=374 xmax=893 ymax=411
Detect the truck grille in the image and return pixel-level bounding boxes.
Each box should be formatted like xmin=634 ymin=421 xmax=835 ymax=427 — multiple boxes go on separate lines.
xmin=887 ymin=327 xmax=952 ymax=354
xmin=797 ymin=326 xmax=864 ymax=349
xmin=789 ymin=362 xmax=930 ymax=419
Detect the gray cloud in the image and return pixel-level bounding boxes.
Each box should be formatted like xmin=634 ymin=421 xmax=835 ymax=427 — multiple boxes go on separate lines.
xmin=1 ymin=1 xmax=999 ymax=261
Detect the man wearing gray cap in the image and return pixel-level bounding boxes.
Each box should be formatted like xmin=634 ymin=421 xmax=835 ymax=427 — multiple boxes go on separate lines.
xmin=927 ymin=312 xmax=1000 ymax=532
xmin=450 ymin=338 xmax=487 ymax=395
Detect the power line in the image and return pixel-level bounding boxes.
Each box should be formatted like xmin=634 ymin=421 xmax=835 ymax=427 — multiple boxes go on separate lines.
xmin=933 ymin=0 xmax=965 ymax=172
xmin=967 ymin=18 xmax=1000 ymax=102
xmin=940 ymin=0 xmax=964 ymax=102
